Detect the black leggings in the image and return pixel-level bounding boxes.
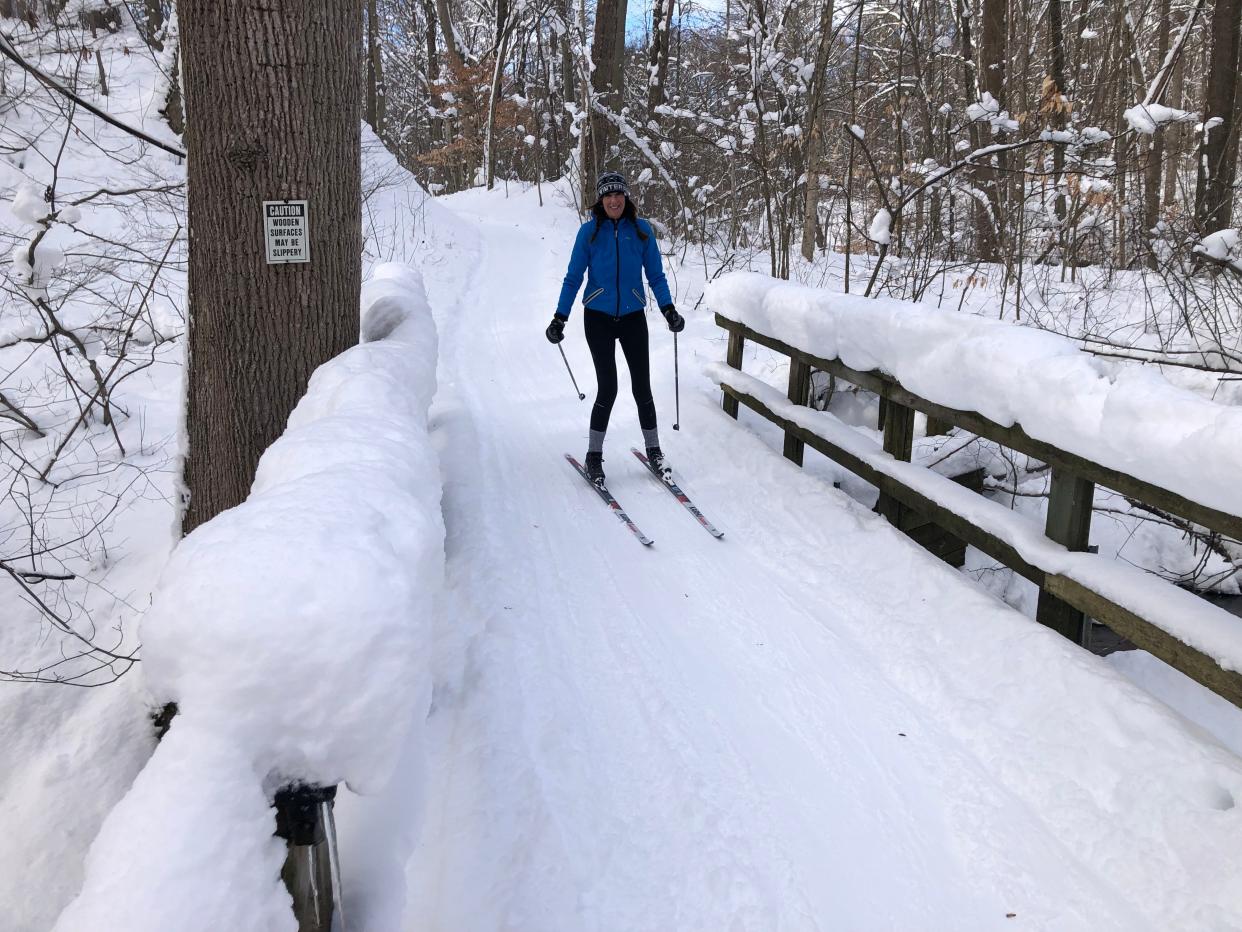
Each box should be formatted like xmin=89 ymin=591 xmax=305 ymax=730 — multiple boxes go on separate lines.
xmin=584 ymin=309 xmax=656 ymax=433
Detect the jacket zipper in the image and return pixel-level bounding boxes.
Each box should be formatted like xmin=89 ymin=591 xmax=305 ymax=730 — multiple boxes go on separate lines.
xmin=614 ymin=221 xmax=621 ymax=318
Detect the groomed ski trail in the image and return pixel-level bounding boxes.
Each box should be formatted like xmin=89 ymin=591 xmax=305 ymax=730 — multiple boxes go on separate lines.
xmin=396 ymin=186 xmax=1242 ymax=932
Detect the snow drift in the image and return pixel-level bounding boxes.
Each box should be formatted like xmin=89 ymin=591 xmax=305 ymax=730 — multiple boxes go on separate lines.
xmin=53 ymin=263 xmax=444 ymax=931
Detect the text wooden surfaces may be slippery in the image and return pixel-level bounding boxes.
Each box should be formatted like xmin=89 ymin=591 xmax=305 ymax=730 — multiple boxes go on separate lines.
xmin=263 ymin=200 xmax=310 ymax=264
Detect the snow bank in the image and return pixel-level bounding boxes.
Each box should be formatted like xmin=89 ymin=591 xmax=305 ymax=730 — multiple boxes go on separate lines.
xmin=53 ymin=263 xmax=444 ymax=931
xmin=52 ymin=729 xmax=294 ymax=932
xmin=705 ymin=272 xmax=1242 ymax=522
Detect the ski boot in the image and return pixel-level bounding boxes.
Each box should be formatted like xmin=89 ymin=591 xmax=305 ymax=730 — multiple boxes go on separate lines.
xmin=646 ymin=446 xmax=672 ymax=481
xmin=585 ymin=451 xmax=605 ymax=486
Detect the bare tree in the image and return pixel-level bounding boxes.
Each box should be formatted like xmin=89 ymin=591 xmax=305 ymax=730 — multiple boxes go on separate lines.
xmin=583 ymin=0 xmax=628 ymax=202
xmin=1196 ymin=0 xmax=1242 ymax=231
xmin=367 ymin=0 xmax=388 ymax=136
xmin=800 ymin=0 xmax=837 ymax=262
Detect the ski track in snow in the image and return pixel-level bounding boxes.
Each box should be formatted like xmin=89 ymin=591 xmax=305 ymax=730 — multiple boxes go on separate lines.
xmin=394 ymin=188 xmax=1239 ymax=932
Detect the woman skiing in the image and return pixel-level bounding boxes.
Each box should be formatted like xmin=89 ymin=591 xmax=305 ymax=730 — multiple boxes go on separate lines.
xmin=545 ymin=171 xmax=684 ymax=486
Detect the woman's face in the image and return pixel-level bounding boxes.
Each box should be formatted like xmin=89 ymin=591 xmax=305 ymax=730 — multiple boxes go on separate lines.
xmin=602 ymin=192 xmax=626 ymax=219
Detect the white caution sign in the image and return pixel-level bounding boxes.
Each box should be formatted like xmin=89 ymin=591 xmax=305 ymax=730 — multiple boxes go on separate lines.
xmin=263 ymin=200 xmax=310 ymax=264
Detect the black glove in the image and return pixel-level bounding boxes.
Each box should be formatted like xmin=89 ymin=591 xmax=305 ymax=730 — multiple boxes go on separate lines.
xmin=660 ymin=304 xmax=685 ymax=333
xmin=546 ymin=314 xmax=566 ymax=344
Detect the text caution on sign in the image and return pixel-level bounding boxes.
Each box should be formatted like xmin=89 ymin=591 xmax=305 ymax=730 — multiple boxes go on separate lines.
xmin=263 ymin=200 xmax=310 ymax=264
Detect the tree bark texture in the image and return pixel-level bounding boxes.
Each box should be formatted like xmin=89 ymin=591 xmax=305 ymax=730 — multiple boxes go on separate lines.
xmin=584 ymin=0 xmax=628 ymax=203
xmin=434 ymin=0 xmax=464 ymax=67
xmin=558 ymin=0 xmax=575 ymax=106
xmin=976 ymin=0 xmax=1007 ymax=262
xmin=366 ymin=0 xmax=386 ymax=135
xmin=800 ymin=0 xmax=836 ymax=262
xmin=139 ymin=0 xmax=166 ymax=50
xmin=646 ymin=0 xmax=675 ymax=112
xmin=1163 ymin=34 xmax=1186 ymax=210
xmin=1142 ymin=0 xmax=1172 ymax=266
xmin=179 ymin=0 xmax=362 ymax=535
xmin=1196 ymin=0 xmax=1242 ymax=231
xmin=1047 ymin=0 xmax=1068 ymax=227
xmin=422 ymin=0 xmax=443 ymax=153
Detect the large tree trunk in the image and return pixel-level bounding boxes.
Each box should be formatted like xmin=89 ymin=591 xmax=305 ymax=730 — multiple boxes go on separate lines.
xmin=583 ymin=0 xmax=628 ymax=204
xmin=1196 ymin=0 xmax=1242 ymax=231
xmin=179 ymin=0 xmax=362 ymax=535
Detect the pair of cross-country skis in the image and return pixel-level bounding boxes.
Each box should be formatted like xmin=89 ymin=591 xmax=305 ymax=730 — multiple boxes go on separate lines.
xmin=565 ymin=448 xmax=724 ymax=546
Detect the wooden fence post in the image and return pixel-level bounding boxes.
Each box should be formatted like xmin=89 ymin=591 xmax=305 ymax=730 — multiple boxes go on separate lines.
xmin=724 ymin=329 xmax=745 ymax=419
xmin=1036 ymin=468 xmax=1095 ymax=646
xmin=784 ymin=358 xmax=811 ymax=464
xmin=875 ymin=400 xmax=915 ymax=524
xmin=275 ymin=784 xmax=338 ymax=932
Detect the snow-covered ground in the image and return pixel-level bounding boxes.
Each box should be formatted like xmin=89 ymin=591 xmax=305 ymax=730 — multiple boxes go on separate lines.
xmin=370 ymin=182 xmax=1242 ymax=930
xmin=1 ymin=25 xmax=184 ymax=930
xmin=4 ymin=32 xmax=1242 ymax=922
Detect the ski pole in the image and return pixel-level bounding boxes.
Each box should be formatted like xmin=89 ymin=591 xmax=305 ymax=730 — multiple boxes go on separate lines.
xmin=673 ymin=330 xmax=681 ymax=430
xmin=559 ymin=344 xmax=586 ymax=400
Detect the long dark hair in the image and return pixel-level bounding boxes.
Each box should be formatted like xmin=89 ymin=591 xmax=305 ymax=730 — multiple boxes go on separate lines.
xmin=589 ymin=198 xmax=649 ymax=242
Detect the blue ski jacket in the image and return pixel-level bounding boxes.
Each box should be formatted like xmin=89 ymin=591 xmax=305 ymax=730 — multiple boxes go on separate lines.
xmin=555 ymin=216 xmax=673 ymax=319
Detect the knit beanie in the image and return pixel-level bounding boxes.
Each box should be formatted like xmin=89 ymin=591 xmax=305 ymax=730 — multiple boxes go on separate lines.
xmin=596 ymin=171 xmax=629 ymax=199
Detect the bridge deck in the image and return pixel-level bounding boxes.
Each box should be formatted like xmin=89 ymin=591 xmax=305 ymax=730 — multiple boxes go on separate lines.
xmin=343 ymin=188 xmax=1242 ymax=931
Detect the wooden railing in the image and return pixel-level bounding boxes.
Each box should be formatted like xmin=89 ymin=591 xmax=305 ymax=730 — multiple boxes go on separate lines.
xmin=714 ymin=311 xmax=1242 ymax=710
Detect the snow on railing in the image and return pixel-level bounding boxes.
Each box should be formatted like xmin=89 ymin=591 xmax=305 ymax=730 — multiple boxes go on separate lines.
xmin=707 ymin=272 xmax=1242 ymax=521
xmin=707 ymin=271 xmax=1242 ymax=708
xmin=53 ymin=263 xmax=444 ymax=932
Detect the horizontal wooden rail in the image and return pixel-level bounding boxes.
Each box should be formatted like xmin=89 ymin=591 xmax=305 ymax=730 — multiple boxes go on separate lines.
xmin=715 ymin=313 xmax=1242 ymax=543
xmin=718 ymin=381 xmax=1048 ymax=585
xmin=713 ymin=312 xmax=1242 ymax=710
